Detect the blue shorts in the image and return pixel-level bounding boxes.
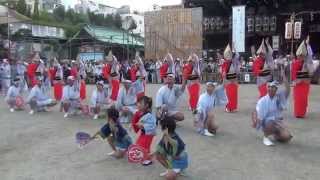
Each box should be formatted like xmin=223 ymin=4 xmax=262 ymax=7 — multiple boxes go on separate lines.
xmin=171 ymin=152 xmax=188 ymax=171
xmin=115 ymin=135 xmax=132 ymax=151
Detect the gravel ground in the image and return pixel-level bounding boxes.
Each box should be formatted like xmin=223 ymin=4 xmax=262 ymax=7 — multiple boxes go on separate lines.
xmin=0 ymin=84 xmax=319 ymax=180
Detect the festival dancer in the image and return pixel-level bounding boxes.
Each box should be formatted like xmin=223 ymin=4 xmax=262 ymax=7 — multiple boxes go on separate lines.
xmin=116 ymin=71 xmax=144 ymax=124
xmin=221 ymin=44 xmax=240 ymax=112
xmin=131 ymin=96 xmax=157 ymax=166
xmin=5 ymin=78 xmax=24 ymax=112
xmin=70 ymin=58 xmax=87 ymax=101
xmin=195 ymin=82 xmax=228 ymax=136
xmin=155 ymin=117 xmax=189 ymax=179
xmin=103 ymin=51 xmax=121 ymax=102
xmin=185 ymin=53 xmax=201 ymax=113
xmin=291 ymin=36 xmax=314 ymax=118
xmin=62 ymin=76 xmax=81 ymax=118
xmin=252 ymin=38 xmax=274 ymax=98
xmin=90 ymin=80 xmax=111 ymax=120
xmin=253 ymin=67 xmax=292 ymax=146
xmin=26 ymin=72 xmax=57 ymax=115
xmin=91 ymin=108 xmax=133 ymax=158
xmin=49 ymin=58 xmax=63 ymax=101
xmin=155 ymin=72 xmax=187 ymax=122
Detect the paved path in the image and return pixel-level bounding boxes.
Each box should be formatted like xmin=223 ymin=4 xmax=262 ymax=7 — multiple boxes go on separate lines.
xmin=1 ymin=84 xmax=320 ymax=180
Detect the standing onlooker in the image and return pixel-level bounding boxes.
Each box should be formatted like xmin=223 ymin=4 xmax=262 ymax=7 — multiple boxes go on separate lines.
xmin=155 ymin=59 xmax=161 ymax=83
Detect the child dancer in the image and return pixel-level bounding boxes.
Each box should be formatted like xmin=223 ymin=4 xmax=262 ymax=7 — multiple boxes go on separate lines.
xmin=155 ymin=117 xmax=189 ymax=180
xmin=132 ymin=96 xmax=157 ymax=166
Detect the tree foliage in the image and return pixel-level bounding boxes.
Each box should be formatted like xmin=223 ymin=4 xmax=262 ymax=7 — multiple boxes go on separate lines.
xmin=33 ymin=0 xmax=40 ymax=19
xmin=16 ymin=0 xmax=27 ymax=15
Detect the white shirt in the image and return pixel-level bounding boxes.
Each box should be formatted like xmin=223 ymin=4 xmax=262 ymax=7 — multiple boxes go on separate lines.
xmin=62 ymin=85 xmax=80 ymax=101
xmin=197 ymin=86 xmax=228 ymax=116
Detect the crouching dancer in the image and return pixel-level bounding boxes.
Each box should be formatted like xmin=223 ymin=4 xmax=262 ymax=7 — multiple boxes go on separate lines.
xmin=253 ymin=69 xmax=292 ymax=146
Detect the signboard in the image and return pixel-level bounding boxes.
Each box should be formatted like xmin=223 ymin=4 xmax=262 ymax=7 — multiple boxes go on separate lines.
xmin=272 ymin=35 xmax=279 ymax=51
xmin=232 ymin=6 xmax=246 ymax=52
xmin=294 ymin=21 xmax=302 ymax=39
xmin=285 ymin=22 xmax=292 ymax=39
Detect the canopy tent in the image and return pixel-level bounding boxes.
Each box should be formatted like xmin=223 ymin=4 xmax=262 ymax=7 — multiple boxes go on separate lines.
xmin=0 ymin=5 xmax=30 ymax=24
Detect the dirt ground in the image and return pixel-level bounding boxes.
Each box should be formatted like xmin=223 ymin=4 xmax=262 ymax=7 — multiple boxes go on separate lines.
xmin=0 ymin=84 xmax=320 ymax=180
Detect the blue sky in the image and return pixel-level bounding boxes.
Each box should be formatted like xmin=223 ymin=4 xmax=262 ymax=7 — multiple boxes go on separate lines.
xmin=61 ymin=0 xmax=182 ymax=12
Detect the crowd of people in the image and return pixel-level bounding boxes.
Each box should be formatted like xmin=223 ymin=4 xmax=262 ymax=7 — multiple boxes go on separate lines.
xmin=0 ymin=35 xmax=317 ymax=180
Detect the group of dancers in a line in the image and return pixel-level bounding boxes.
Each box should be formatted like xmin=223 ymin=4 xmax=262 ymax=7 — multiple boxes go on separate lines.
xmin=1 ymin=35 xmax=315 ymax=179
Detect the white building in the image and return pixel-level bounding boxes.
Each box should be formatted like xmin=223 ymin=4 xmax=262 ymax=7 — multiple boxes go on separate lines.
xmin=121 ymin=13 xmax=144 ymax=37
xmin=10 ymin=22 xmax=65 ymax=39
xmin=74 ymin=0 xmax=117 ymax=16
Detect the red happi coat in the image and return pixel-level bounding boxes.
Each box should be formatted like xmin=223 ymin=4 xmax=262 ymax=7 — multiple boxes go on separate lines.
xmin=221 ymin=60 xmax=238 ymax=112
xmin=70 ymin=67 xmax=86 ymax=100
xmin=182 ymin=63 xmax=193 ymax=79
xmin=291 ymin=58 xmax=310 ymax=118
xmin=183 ymin=62 xmax=200 ymax=110
xmin=27 ymin=63 xmax=38 ymax=87
xmin=130 ymin=65 xmax=139 ymax=82
xmin=50 ymin=67 xmax=63 ymax=101
xmin=159 ymin=63 xmax=169 ymax=80
xmin=253 ymin=56 xmax=268 ymax=98
xmin=103 ymin=63 xmax=120 ymax=101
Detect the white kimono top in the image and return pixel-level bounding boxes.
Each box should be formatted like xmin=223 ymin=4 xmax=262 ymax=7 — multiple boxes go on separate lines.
xmin=27 ymin=85 xmax=51 ymax=102
xmin=90 ymin=87 xmax=109 ymax=107
xmin=116 ymin=79 xmax=144 ymax=109
xmin=256 ymin=88 xmax=288 ymax=130
xmin=197 ymin=85 xmax=228 ymax=121
xmin=62 ymin=85 xmax=80 ymax=101
xmin=155 ymin=84 xmax=185 ymax=111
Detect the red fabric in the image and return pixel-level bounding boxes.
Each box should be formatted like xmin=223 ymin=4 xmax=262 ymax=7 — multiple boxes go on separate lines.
xmin=48 ymin=67 xmax=57 ymax=82
xmin=291 ymin=58 xmax=304 ymax=81
xmin=27 ymin=63 xmax=38 ymax=87
xmin=258 ymin=83 xmax=268 ymax=98
xmin=159 ymin=63 xmax=169 ymax=80
xmin=132 ymin=111 xmax=143 ymax=133
xmin=70 ymin=67 xmax=78 ymax=77
xmin=130 ymin=66 xmax=139 ymax=82
xmin=102 ymin=64 xmax=112 ymax=80
xmin=187 ymin=82 xmax=200 ymax=110
xmin=80 ymin=80 xmax=86 ymax=100
xmin=110 ymin=79 xmax=120 ymax=101
xmin=293 ymin=81 xmax=310 ymax=118
xmin=221 ymin=60 xmax=232 ymax=78
xmin=136 ymin=134 xmax=154 ymax=155
xmin=252 ymin=56 xmax=265 ymax=77
xmin=182 ymin=63 xmax=193 ymax=79
xmin=53 ymin=82 xmax=63 ymax=101
xmin=225 ymin=83 xmax=238 ymax=111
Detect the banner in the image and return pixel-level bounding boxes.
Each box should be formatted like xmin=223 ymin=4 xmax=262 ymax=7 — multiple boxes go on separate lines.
xmin=294 ymin=21 xmax=302 ymax=39
xmin=232 ymin=6 xmax=246 ymax=52
xmin=285 ymin=22 xmax=292 ymax=39
xmin=272 ymin=35 xmax=280 ymax=51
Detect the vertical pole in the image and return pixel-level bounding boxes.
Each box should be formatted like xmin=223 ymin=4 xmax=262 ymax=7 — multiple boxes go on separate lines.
xmin=7 ymin=8 xmax=10 ymax=60
xmin=290 ymin=12 xmax=295 ymax=57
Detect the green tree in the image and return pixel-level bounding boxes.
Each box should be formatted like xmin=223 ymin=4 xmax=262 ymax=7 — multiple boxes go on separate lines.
xmin=16 ymin=0 xmax=27 ymax=15
xmin=33 ymin=0 xmax=40 ymax=19
xmin=53 ymin=5 xmax=65 ymax=22
xmin=26 ymin=6 xmax=31 ymax=17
